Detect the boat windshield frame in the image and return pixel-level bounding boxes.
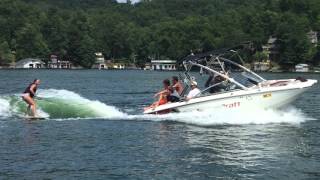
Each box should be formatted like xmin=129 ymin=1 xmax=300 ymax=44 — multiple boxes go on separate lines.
xmin=182 ymin=56 xmax=267 ymax=91
xmin=218 ymin=57 xmax=266 ymax=82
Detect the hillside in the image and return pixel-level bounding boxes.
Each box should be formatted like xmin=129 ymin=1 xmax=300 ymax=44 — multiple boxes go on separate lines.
xmin=0 ymin=0 xmax=319 ymax=68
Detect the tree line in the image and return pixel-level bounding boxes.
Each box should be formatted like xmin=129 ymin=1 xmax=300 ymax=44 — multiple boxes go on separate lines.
xmin=0 ymin=0 xmax=319 ymax=68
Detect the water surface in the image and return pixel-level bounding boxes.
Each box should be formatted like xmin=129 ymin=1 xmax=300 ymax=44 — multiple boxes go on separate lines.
xmin=0 ymin=70 xmax=319 ymax=179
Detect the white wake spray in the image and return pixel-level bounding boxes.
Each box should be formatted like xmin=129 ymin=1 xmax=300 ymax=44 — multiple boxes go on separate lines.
xmin=37 ymin=89 xmax=127 ymax=119
xmin=0 ymin=98 xmax=11 ymax=118
xmin=129 ymin=107 xmax=312 ymax=126
xmin=0 ymin=89 xmax=313 ymax=125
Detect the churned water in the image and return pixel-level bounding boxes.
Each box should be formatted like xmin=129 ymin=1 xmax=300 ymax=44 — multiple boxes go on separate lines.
xmin=0 ymin=70 xmax=319 ymax=179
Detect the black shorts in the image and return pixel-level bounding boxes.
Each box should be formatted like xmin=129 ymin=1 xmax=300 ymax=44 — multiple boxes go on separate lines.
xmin=167 ymin=95 xmax=180 ymax=102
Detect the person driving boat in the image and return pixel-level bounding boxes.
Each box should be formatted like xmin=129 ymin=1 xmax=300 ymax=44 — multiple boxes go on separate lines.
xmin=205 ymin=72 xmax=229 ymax=93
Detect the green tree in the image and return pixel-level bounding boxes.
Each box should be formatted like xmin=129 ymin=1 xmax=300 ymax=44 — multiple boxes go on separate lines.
xmin=253 ymin=51 xmax=269 ymax=62
xmin=276 ymin=13 xmax=312 ymax=67
xmin=42 ymin=7 xmax=69 ymax=57
xmin=0 ymin=0 xmax=318 ymax=70
xmin=67 ymin=11 xmax=95 ymax=68
xmin=16 ymin=23 xmax=49 ymax=60
xmin=0 ymin=41 xmax=14 ymax=65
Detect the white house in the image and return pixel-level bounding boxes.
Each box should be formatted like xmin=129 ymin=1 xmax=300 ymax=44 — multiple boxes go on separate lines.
xmin=262 ymin=36 xmax=280 ymax=61
xmin=144 ymin=63 xmax=152 ymax=70
xmin=307 ymin=30 xmax=318 ymax=46
xmin=151 ymin=60 xmax=177 ymax=71
xmin=15 ymin=58 xmax=45 ymax=69
xmin=92 ymin=52 xmax=107 ymax=69
xmin=253 ymin=61 xmax=271 ymax=72
xmin=295 ymin=64 xmax=309 ymax=72
xmin=112 ymin=63 xmax=125 ymax=69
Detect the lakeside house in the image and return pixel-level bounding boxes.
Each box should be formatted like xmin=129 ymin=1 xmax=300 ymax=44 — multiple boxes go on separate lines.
xmin=110 ymin=63 xmax=125 ymax=69
xmin=262 ymin=36 xmax=280 ymax=62
xmin=262 ymin=31 xmax=318 ymax=64
xmin=15 ymin=58 xmax=45 ymax=69
xmin=144 ymin=63 xmax=152 ymax=70
xmin=307 ymin=30 xmax=318 ymax=46
xmin=47 ymin=55 xmax=73 ymax=69
xmin=151 ymin=59 xmax=177 ymax=71
xmin=295 ymin=64 xmax=309 ymax=72
xmin=102 ymin=60 xmax=125 ymax=70
xmin=92 ymin=52 xmax=107 ymax=69
xmin=253 ymin=60 xmax=271 ymax=72
xmin=92 ymin=53 xmax=134 ymax=70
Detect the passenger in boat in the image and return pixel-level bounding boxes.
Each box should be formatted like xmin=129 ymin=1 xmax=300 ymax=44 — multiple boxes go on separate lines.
xmin=205 ymin=72 xmax=228 ymax=93
xmin=22 ymin=79 xmax=41 ymax=117
xmin=167 ymin=76 xmax=183 ymax=102
xmin=172 ymin=76 xmax=183 ymax=95
xmin=186 ymin=81 xmax=201 ymax=100
xmin=144 ymin=79 xmax=171 ymax=110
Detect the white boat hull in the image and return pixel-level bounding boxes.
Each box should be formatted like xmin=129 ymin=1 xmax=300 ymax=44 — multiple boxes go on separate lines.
xmin=144 ymin=79 xmax=317 ymax=114
xmin=175 ymin=87 xmax=306 ymax=112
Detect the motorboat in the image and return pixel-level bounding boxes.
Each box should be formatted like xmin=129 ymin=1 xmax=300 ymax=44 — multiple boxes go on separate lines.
xmin=144 ymin=51 xmax=317 ymax=114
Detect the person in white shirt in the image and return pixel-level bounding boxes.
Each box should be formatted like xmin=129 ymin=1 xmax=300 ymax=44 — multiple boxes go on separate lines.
xmin=186 ymin=81 xmax=201 ymax=100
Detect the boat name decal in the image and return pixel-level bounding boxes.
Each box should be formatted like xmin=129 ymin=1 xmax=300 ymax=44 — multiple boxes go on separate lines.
xmin=223 ymin=102 xmax=240 ymax=108
xmin=263 ymin=93 xmax=272 ymax=98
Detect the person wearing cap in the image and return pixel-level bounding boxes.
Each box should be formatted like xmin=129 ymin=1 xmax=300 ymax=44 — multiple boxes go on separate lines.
xmin=186 ymin=80 xmax=201 ymax=100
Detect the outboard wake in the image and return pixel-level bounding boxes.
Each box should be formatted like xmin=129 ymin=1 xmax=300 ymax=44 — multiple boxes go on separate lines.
xmin=0 ymin=89 xmax=126 ymax=120
xmin=136 ymin=107 xmax=312 ymax=126
xmin=0 ymin=89 xmax=312 ymax=126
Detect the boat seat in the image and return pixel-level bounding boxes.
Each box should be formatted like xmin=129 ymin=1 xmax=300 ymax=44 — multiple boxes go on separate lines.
xmin=270 ymin=81 xmax=289 ymax=87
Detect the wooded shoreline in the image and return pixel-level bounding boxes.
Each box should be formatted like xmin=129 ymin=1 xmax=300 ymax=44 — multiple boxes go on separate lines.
xmin=0 ymin=0 xmax=319 ymax=70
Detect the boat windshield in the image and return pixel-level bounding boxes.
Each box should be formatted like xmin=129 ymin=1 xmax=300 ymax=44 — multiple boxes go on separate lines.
xmin=229 ymin=71 xmax=262 ymax=88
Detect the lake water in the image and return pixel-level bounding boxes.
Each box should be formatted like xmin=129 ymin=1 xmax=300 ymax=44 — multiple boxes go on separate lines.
xmin=0 ymin=70 xmax=319 ymax=179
